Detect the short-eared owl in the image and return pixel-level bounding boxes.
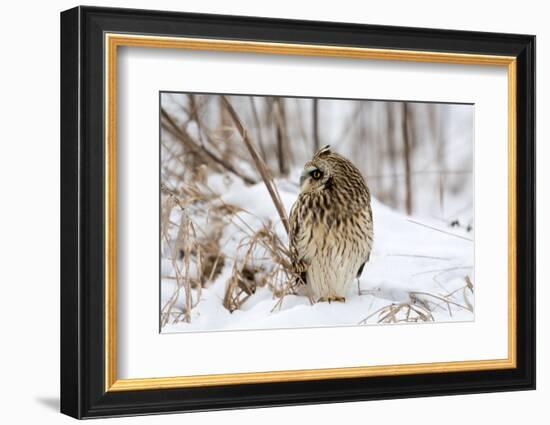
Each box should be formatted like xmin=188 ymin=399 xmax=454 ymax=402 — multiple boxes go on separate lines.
xmin=289 ymin=145 xmax=373 ymax=302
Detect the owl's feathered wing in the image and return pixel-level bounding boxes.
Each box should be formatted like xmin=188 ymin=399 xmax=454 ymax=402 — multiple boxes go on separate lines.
xmin=289 ymin=199 xmax=309 ymax=285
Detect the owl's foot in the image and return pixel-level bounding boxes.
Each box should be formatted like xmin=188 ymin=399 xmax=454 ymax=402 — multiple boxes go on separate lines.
xmin=318 ymin=296 xmax=346 ymax=303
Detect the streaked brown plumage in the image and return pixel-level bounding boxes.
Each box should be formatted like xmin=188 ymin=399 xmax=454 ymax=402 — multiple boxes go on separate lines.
xmin=289 ymin=145 xmax=373 ymax=302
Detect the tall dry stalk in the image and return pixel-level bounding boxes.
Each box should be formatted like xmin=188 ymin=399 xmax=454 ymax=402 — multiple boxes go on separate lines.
xmin=401 ymin=103 xmax=413 ymax=215
xmin=274 ymin=98 xmax=291 ymax=176
xmin=220 ymin=95 xmax=290 ymax=235
xmin=312 ymin=98 xmax=320 ymax=154
xmin=249 ymin=97 xmax=268 ymax=161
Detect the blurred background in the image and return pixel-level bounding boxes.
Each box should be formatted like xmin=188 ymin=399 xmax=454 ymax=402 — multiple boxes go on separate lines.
xmin=161 ymin=93 xmax=473 ymax=228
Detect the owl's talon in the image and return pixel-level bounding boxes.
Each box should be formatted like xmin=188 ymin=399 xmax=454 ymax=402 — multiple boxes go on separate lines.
xmin=317 ymin=296 xmax=346 ymax=303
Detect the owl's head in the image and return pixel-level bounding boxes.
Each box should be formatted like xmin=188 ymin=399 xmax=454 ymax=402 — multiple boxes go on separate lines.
xmin=299 ymin=145 xmax=335 ymax=193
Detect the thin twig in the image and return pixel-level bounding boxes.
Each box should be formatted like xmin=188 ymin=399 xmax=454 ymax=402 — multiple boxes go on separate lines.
xmin=406 ymin=218 xmax=473 ymax=241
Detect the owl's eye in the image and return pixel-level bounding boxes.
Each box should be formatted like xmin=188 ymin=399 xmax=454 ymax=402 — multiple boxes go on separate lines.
xmin=311 ymin=170 xmax=322 ymax=180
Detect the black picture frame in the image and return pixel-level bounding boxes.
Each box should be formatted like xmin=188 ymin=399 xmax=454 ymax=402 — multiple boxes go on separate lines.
xmin=60 ymin=5 xmax=536 ymax=419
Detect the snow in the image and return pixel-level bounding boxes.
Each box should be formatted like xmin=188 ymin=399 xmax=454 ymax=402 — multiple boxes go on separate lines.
xmin=161 ymin=171 xmax=474 ymax=333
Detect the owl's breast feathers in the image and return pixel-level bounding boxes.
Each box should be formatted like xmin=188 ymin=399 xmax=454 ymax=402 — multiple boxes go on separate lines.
xmin=289 ymin=175 xmax=373 ymax=289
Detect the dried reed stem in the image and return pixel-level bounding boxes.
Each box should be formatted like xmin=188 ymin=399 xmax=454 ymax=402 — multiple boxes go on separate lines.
xmin=220 ymin=96 xmax=290 ymax=235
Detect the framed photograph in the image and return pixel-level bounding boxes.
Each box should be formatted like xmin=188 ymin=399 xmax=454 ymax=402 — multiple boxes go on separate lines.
xmin=60 ymin=6 xmax=535 ymax=419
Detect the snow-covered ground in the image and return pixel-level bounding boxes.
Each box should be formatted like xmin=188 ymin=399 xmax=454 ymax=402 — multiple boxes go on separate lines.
xmin=161 ymin=170 xmax=474 ymax=333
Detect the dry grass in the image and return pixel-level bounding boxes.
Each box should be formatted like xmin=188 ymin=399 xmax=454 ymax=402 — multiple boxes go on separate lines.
xmin=160 ymin=206 xmax=200 ymax=326
xmin=359 ymin=275 xmax=474 ymax=325
xmin=160 ymin=182 xmax=228 ymax=326
xmin=360 ymin=302 xmax=434 ymax=324
xmin=160 ymin=174 xmax=302 ymax=326
xmin=222 ymin=232 xmax=264 ymax=313
xmin=221 ymin=219 xmax=311 ymax=313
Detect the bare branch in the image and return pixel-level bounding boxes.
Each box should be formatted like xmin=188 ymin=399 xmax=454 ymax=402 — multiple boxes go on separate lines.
xmin=161 ymin=107 xmax=257 ymax=185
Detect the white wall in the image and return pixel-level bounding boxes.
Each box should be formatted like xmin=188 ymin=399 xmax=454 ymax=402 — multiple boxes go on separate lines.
xmin=0 ymin=0 xmax=545 ymax=423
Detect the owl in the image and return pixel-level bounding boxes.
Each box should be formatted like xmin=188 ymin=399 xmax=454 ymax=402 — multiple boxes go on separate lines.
xmin=289 ymin=145 xmax=373 ymax=302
